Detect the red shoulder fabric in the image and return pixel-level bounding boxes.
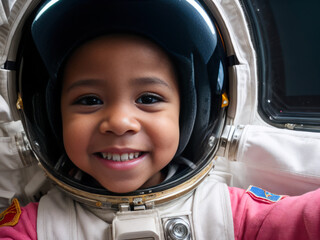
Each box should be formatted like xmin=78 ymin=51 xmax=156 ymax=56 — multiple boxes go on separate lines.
xmin=230 ymin=187 xmax=320 ymax=240
xmin=0 ymin=202 xmax=38 ymax=240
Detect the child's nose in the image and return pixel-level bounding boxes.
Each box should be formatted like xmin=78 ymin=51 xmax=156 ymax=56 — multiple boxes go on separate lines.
xmin=99 ymin=105 xmax=141 ymax=136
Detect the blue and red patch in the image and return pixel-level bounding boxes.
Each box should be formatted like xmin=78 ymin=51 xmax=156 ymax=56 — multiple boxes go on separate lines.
xmin=246 ymin=185 xmax=286 ymax=203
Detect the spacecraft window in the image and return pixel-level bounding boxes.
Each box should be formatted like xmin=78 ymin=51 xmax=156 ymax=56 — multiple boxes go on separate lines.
xmin=241 ymin=0 xmax=320 ymax=130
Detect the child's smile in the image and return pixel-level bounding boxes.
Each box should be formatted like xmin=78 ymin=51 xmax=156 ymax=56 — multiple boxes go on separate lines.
xmin=93 ymin=148 xmax=146 ymax=171
xmin=60 ymin=34 xmax=180 ymax=193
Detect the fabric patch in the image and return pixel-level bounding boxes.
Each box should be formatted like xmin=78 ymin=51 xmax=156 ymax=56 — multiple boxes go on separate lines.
xmin=246 ymin=185 xmax=285 ymax=203
xmin=0 ymin=198 xmax=21 ymax=227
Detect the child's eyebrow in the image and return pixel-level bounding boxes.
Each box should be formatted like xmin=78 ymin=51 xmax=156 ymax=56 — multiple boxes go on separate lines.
xmin=64 ymin=79 xmax=103 ymax=93
xmin=132 ymin=77 xmax=172 ymax=89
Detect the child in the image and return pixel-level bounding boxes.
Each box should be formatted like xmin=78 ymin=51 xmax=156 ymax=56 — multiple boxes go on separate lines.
xmin=60 ymin=34 xmax=181 ymax=194
xmin=0 ymin=0 xmax=320 ymax=239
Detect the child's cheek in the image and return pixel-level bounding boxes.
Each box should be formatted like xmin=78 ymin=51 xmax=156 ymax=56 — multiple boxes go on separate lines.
xmin=62 ymin=116 xmax=91 ymax=159
xmin=151 ymin=114 xmax=180 ymax=154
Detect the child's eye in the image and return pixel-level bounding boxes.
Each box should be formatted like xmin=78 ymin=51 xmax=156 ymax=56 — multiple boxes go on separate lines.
xmin=136 ymin=94 xmax=163 ymax=105
xmin=74 ymin=95 xmax=103 ymax=105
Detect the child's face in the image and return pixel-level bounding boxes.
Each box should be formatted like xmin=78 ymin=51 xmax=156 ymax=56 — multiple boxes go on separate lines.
xmin=60 ymin=35 xmax=180 ymax=193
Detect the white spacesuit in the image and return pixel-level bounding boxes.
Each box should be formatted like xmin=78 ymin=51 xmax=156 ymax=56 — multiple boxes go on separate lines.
xmin=0 ymin=0 xmax=320 ymax=239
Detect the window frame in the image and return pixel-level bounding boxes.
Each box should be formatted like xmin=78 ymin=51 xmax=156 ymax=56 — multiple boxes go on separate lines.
xmin=240 ymin=0 xmax=320 ymax=131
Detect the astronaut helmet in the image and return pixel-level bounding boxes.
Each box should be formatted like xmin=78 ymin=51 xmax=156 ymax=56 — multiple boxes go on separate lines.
xmin=18 ymin=0 xmax=228 ymax=208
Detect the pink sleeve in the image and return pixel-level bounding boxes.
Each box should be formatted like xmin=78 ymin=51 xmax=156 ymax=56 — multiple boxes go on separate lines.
xmin=230 ymin=187 xmax=320 ymax=240
xmin=0 ymin=202 xmax=38 ymax=240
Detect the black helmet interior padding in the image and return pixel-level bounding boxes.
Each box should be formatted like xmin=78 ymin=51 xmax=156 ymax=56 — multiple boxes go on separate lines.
xmin=24 ymin=0 xmax=228 ymax=194
xmin=32 ymin=0 xmax=218 ymax=78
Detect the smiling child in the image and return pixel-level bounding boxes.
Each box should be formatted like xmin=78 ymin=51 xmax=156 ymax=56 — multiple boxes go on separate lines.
xmin=60 ymin=34 xmax=180 ymax=193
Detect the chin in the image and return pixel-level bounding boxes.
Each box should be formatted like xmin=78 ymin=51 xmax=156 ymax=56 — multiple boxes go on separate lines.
xmin=102 ymin=182 xmax=142 ymax=194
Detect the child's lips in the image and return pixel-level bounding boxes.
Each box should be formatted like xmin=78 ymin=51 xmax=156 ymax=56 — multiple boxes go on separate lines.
xmin=94 ymin=150 xmax=147 ymax=171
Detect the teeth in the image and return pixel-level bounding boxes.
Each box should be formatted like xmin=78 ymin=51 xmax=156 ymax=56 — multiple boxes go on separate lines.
xmin=121 ymin=153 xmax=128 ymax=161
xmin=100 ymin=152 xmax=141 ymax=161
xmin=114 ymin=154 xmax=120 ymax=161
